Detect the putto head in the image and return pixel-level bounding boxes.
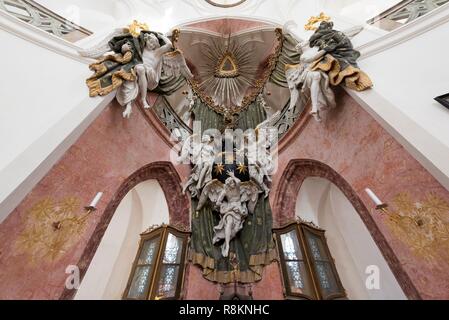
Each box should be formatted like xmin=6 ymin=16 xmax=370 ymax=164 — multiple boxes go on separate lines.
xmin=144 ymin=33 xmax=160 ymax=50
xmin=121 ymin=41 xmax=133 ymax=54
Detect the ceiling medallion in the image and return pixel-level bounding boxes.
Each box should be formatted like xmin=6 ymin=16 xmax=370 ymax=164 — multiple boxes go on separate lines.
xmin=215 ymin=52 xmax=240 ymax=78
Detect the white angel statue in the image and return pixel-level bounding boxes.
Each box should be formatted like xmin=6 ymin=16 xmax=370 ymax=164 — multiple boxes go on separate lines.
xmin=197 ymin=171 xmax=262 ymax=257
xmin=179 ymin=134 xmax=217 ymax=196
xmin=82 ymin=27 xmax=193 ymax=119
xmin=286 ymin=40 xmax=336 ymax=122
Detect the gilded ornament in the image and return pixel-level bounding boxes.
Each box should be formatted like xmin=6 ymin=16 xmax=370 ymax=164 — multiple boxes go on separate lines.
xmin=14 ymin=197 xmax=92 ymax=264
xmin=385 ymin=192 xmax=449 ymax=265
xmin=304 ymin=12 xmax=331 ymax=31
xmin=126 ymin=20 xmax=150 ymax=37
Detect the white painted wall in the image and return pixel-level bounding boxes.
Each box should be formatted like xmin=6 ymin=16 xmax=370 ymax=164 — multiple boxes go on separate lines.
xmin=75 ymin=180 xmax=169 ymax=300
xmin=295 ymin=177 xmax=406 ymax=300
xmin=0 ymin=30 xmax=89 ymax=170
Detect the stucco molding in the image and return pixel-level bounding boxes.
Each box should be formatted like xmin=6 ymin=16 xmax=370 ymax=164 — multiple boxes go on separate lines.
xmin=0 ymin=9 xmax=90 ymax=64
xmin=357 ymin=3 xmax=449 ymax=59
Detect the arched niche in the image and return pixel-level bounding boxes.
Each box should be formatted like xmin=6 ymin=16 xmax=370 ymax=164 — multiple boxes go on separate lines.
xmin=295 ymin=177 xmax=405 ymax=299
xmin=75 ymin=180 xmax=169 ymax=299
xmin=60 ymin=162 xmax=190 ymax=300
xmin=273 ymin=159 xmax=422 ymax=300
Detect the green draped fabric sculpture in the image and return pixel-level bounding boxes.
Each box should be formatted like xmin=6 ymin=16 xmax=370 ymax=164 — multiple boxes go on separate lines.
xmin=189 ymin=98 xmax=277 ymax=283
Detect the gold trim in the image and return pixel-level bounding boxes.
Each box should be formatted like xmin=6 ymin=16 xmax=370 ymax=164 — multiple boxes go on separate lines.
xmin=86 ymin=51 xmax=136 ymax=97
xmin=310 ymin=54 xmax=373 ymax=91
xmin=126 ymin=20 xmax=149 ymax=37
xmin=190 ymin=249 xmax=277 ymax=284
xmin=304 ymin=12 xmax=331 ymax=31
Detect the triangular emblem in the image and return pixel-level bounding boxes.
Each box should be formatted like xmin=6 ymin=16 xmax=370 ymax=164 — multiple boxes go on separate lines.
xmin=215 ymin=52 xmax=239 ymax=78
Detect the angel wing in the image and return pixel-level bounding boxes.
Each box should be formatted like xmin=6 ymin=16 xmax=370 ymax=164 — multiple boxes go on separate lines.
xmin=78 ymin=28 xmax=127 ymax=59
xmin=162 ymin=50 xmax=193 ymax=80
xmin=197 ymin=179 xmax=224 ymax=211
xmin=178 ymin=134 xmax=195 ymax=163
xmin=255 ymin=112 xmax=280 ymax=149
xmin=240 ymin=181 xmax=262 ymax=214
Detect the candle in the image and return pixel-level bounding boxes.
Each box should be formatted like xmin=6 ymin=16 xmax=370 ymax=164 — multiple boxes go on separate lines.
xmin=365 ymin=188 xmax=383 ymax=207
xmin=89 ymin=192 xmax=103 ymax=208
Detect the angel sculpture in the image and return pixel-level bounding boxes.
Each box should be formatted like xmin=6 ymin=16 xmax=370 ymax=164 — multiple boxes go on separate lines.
xmin=179 ymin=134 xmax=217 ymax=197
xmin=284 ymin=21 xmax=372 ymax=122
xmin=82 ymin=27 xmax=192 ymax=118
xmin=286 ymin=40 xmax=336 ymax=122
xmin=240 ymin=132 xmax=275 ymax=197
xmin=197 ymin=171 xmax=262 ymax=258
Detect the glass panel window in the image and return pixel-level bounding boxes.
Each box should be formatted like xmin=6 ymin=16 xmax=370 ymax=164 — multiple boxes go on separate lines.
xmin=156 ymin=265 xmax=180 ymax=298
xmin=138 ymin=238 xmax=160 ymax=265
xmin=155 ymin=233 xmax=184 ymax=299
xmin=276 ymin=228 xmax=316 ymax=299
xmin=127 ymin=266 xmax=152 ymax=299
xmin=124 ymin=226 xmax=189 ymax=300
xmin=303 ymin=227 xmax=345 ymax=299
xmin=163 ymin=233 xmax=183 ymax=264
xmin=280 ymin=231 xmax=302 ymax=260
xmin=274 ymin=222 xmax=346 ymax=300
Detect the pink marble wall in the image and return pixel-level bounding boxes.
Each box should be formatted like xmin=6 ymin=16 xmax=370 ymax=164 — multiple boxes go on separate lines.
xmin=0 ymin=100 xmax=190 ymax=299
xmin=270 ymin=90 xmax=449 ymax=300
xmin=183 ymin=264 xmax=221 ymax=300
xmin=183 ymin=262 xmax=284 ymax=300
xmin=252 ymin=263 xmax=285 ymax=300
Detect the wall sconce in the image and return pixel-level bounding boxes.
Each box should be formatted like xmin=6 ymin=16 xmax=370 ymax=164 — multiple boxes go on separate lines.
xmin=365 ymin=188 xmax=388 ymax=212
xmin=365 ymin=188 xmax=427 ymax=228
xmin=52 ymin=192 xmax=103 ymax=231
xmin=85 ymin=192 xmax=103 ymax=211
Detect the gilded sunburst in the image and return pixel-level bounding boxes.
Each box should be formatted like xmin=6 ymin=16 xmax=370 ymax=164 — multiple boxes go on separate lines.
xmin=15 ymin=197 xmax=91 ymax=264
xmin=385 ymin=192 xmax=449 ymax=265
xmin=214 ymin=163 xmax=225 ymax=175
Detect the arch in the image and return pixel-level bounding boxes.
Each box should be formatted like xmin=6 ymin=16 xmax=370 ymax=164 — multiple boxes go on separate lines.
xmin=273 ymin=159 xmax=421 ymax=300
xmin=60 ymin=161 xmax=190 ymax=300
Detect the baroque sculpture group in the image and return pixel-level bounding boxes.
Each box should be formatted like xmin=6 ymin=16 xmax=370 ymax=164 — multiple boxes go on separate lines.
xmin=81 ymin=17 xmax=372 ymax=285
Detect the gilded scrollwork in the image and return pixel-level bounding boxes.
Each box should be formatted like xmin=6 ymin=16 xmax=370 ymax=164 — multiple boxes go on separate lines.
xmin=385 ymin=192 xmax=449 ymax=265
xmin=14 ymin=197 xmax=91 ymax=264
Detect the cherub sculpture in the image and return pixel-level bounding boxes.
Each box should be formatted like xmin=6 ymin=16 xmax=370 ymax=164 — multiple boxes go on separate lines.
xmin=286 ymin=40 xmax=336 ymax=122
xmin=240 ymin=132 xmax=275 ymax=197
xmin=179 ymin=134 xmax=217 ymax=196
xmin=82 ymin=27 xmax=193 ymax=119
xmin=283 ymin=21 xmax=372 ymax=122
xmin=197 ymin=171 xmax=262 ymax=258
